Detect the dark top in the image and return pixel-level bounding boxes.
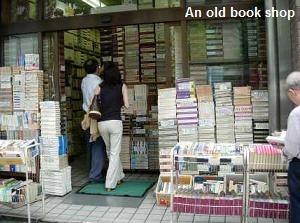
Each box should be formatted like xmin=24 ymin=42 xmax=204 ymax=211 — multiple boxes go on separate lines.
xmin=98 ymin=83 xmax=123 ymax=122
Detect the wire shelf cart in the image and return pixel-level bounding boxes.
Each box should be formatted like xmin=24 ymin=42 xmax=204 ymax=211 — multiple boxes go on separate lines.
xmin=0 ymin=139 xmax=45 ymax=223
xmin=171 ymin=142 xmax=246 ymax=223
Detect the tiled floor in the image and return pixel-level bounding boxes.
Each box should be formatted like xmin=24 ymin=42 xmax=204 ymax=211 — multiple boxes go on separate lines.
xmin=0 ymin=156 xmax=289 ymax=223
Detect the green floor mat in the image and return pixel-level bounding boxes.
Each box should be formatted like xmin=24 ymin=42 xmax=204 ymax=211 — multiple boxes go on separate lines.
xmin=78 ymin=180 xmax=156 ymax=197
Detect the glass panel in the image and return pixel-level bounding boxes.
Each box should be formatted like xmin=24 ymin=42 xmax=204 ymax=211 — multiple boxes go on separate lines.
xmin=187 ymin=19 xmax=267 ymax=90
xmin=44 ymin=0 xmax=180 ymax=19
xmin=4 ymin=0 xmax=38 ymax=24
xmin=4 ymin=34 xmax=39 ymax=66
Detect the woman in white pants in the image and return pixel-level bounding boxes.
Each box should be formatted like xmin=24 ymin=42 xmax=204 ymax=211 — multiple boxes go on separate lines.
xmin=95 ymin=62 xmax=129 ymax=191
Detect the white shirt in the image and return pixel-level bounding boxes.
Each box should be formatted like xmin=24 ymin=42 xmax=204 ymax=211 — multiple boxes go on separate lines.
xmin=81 ymin=74 xmax=103 ymax=112
xmin=284 ymin=105 xmax=300 ymax=160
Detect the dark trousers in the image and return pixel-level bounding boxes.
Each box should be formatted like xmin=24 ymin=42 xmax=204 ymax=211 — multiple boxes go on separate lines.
xmin=288 ymin=158 xmax=300 ymax=223
xmin=84 ymin=129 xmax=106 ymax=182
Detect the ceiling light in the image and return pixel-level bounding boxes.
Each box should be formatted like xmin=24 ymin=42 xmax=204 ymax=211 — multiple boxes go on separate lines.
xmin=82 ymin=0 xmax=100 ymax=8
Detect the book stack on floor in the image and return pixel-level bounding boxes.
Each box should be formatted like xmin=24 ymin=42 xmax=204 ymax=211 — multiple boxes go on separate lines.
xmin=158 ymin=88 xmax=177 ymax=173
xmin=40 ymin=101 xmax=72 ymax=196
xmin=233 ymin=86 xmax=253 ymax=143
xmin=251 ymin=90 xmax=269 ymax=143
xmin=196 ymin=85 xmax=215 ymax=142
xmin=176 ymin=79 xmax=198 ymax=142
xmin=214 ymin=82 xmax=235 ymax=143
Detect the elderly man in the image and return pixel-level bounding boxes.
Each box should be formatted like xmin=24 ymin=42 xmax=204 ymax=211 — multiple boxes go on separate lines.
xmin=283 ymin=71 xmax=300 ymax=222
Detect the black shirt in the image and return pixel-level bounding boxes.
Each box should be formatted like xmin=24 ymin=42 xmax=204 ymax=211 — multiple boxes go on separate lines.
xmin=98 ymin=83 xmax=123 ymax=121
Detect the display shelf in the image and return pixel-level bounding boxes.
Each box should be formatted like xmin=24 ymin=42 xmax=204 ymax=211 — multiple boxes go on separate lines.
xmin=0 ymin=139 xmax=45 ymax=223
xmin=170 ymin=142 xmax=289 ymax=223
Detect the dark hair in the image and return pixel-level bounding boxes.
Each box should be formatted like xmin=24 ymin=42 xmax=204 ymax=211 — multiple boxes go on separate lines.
xmin=103 ymin=62 xmax=122 ymax=86
xmin=84 ymin=58 xmax=99 ymax=74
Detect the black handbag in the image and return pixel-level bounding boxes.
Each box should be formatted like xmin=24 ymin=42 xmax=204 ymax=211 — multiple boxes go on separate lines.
xmin=88 ymin=89 xmax=102 ymax=121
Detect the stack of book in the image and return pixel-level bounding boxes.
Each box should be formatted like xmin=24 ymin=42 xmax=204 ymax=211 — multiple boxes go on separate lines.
xmin=120 ymin=136 xmax=131 ymax=170
xmin=100 ymin=27 xmax=113 ymax=62
xmin=134 ymin=84 xmax=148 ymax=115
xmin=155 ymin=23 xmax=167 ymax=83
xmin=214 ymin=82 xmax=235 ymax=143
xmin=148 ymin=105 xmax=159 ymax=170
xmin=207 ymin=66 xmax=224 ymax=84
xmin=40 ymin=101 xmax=61 ymax=136
xmin=12 ymin=69 xmax=25 ymax=111
xmin=176 ymin=79 xmax=198 ymax=142
xmin=196 ymin=85 xmax=215 ymax=142
xmin=251 ymin=90 xmax=269 ymax=143
xmin=158 ymin=88 xmax=177 ymax=172
xmin=246 ymin=20 xmax=258 ymax=58
xmin=140 ymin=24 xmax=156 ymax=83
xmin=39 ymin=101 xmax=72 ymax=196
xmin=234 ymin=86 xmax=253 ymax=143
xmin=0 ymin=67 xmax=13 ymax=114
xmin=24 ymin=70 xmax=44 ymax=112
xmin=206 ymin=23 xmax=223 ymax=59
xmin=125 ymin=25 xmax=140 ymax=83
xmin=189 ymin=65 xmax=207 ymax=85
xmin=113 ymin=27 xmax=125 ymax=79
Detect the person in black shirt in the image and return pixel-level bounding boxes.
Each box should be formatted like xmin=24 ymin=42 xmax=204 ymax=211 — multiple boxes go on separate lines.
xmin=94 ymin=62 xmax=129 ymax=191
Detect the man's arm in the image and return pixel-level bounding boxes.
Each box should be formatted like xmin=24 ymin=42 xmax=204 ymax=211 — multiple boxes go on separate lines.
xmin=284 ymin=113 xmax=300 ymax=160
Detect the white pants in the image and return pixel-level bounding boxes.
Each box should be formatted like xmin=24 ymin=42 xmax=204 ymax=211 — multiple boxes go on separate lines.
xmin=98 ymin=120 xmax=125 ymax=189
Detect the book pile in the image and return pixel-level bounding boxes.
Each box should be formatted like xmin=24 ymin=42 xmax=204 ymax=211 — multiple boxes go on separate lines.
xmin=196 ymin=85 xmax=215 ymax=142
xmin=125 ymin=25 xmax=140 ymax=83
xmin=112 ymin=27 xmax=125 ymax=79
xmin=148 ymin=106 xmax=159 ymax=170
xmin=39 ymin=101 xmax=71 ymax=196
xmin=12 ymin=69 xmax=25 ymax=111
xmin=206 ymin=23 xmax=223 ymax=59
xmin=251 ymin=90 xmax=269 ymax=143
xmin=133 ymin=84 xmax=148 ymax=115
xmin=40 ymin=101 xmax=61 ymax=136
xmin=100 ymin=27 xmax=113 ymax=62
xmin=120 ymin=136 xmax=131 ymax=170
xmin=248 ymin=144 xmax=284 ymax=171
xmin=172 ymin=26 xmax=183 ymax=80
xmin=176 ymin=79 xmax=198 ymax=142
xmin=207 ymin=66 xmax=224 ymax=84
xmin=214 ymin=82 xmax=235 ymax=143
xmin=155 ymin=23 xmax=167 ymax=82
xmin=234 ymin=86 xmax=253 ymax=143
xmin=40 ymin=166 xmax=72 ymax=196
xmin=158 ymin=88 xmax=177 ymax=172
xmin=189 ymin=65 xmax=207 ymax=85
xmin=0 ymin=67 xmax=13 ymax=114
xmin=140 ymin=24 xmax=156 ymax=83
xmin=246 ymin=20 xmax=258 ymax=58
xmin=25 ymin=70 xmax=44 ymax=112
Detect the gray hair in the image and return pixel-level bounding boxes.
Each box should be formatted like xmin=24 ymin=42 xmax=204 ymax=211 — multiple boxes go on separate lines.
xmin=286 ymin=71 xmax=300 ymax=89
